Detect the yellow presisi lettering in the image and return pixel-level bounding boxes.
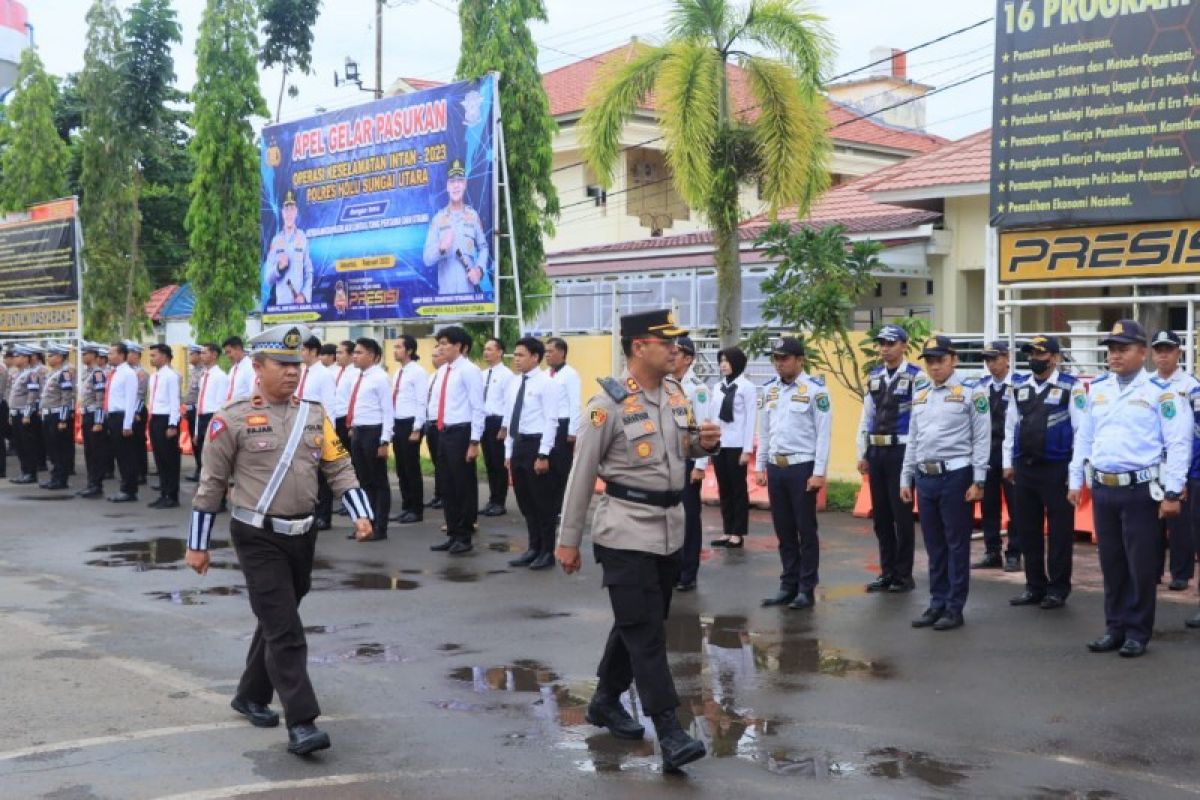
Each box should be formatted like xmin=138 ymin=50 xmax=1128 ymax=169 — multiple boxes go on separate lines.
xmin=321 ymin=416 xmax=349 ymax=461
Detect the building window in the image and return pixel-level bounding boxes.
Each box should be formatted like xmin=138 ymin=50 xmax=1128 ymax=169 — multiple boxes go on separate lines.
xmin=926 ymin=280 xmax=934 ymax=295
xmin=899 ymin=281 xmax=908 ymax=297
xmin=874 ymin=282 xmax=883 ymax=298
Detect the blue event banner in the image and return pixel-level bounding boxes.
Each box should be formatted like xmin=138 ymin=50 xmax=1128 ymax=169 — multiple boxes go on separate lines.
xmin=260 ymin=75 xmax=497 ymax=323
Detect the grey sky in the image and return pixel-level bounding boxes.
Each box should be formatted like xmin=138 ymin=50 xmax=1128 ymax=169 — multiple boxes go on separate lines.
xmin=31 ymin=0 xmax=996 ymax=140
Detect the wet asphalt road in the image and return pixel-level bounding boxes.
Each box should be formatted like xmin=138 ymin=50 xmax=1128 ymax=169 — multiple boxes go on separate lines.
xmin=1 ymin=471 xmax=1199 ymax=799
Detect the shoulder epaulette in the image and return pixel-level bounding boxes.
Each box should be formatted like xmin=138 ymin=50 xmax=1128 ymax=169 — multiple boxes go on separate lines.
xmin=1012 ymin=374 xmax=1030 ymax=385
xmin=1150 ymin=376 xmax=1170 ymax=390
xmin=1057 ymin=374 xmax=1079 ymax=387
xmin=868 ymin=365 xmax=884 ymax=377
xmin=597 ymin=376 xmax=628 ymax=404
xmin=905 ymin=363 xmax=922 ymax=376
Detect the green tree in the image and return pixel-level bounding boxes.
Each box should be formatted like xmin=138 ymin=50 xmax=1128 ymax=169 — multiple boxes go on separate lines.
xmin=78 ymin=0 xmax=137 ymax=339
xmin=456 ymin=0 xmax=559 ymax=344
xmin=186 ymin=0 xmax=268 ymax=344
xmin=258 ymin=0 xmax=322 ymax=121
xmin=582 ymin=0 xmax=833 ymax=347
xmin=0 ymin=48 xmax=70 ymax=211
xmin=751 ymin=221 xmax=931 ymax=401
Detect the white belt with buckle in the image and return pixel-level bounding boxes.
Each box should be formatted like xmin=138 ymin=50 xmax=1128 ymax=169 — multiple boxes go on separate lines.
xmin=231 ymin=505 xmax=314 ymax=536
xmin=917 ymin=457 xmax=972 ymax=476
xmin=1092 ymin=467 xmax=1157 ymax=488
xmin=772 ymin=453 xmax=812 ymax=468
xmin=869 ymin=434 xmax=909 ymax=446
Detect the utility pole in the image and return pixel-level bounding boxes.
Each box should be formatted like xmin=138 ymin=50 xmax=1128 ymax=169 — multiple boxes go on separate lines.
xmin=375 ymin=0 xmax=383 ymax=99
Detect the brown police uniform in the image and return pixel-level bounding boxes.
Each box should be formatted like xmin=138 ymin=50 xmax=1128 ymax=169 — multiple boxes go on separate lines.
xmin=39 ymin=355 xmax=75 ymax=488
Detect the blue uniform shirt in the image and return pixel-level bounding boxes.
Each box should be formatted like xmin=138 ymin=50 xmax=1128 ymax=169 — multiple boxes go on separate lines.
xmin=1068 ymin=370 xmax=1192 ymax=493
xmin=857 ymin=362 xmax=925 ymax=458
xmin=755 ymin=373 xmax=832 ymax=476
xmin=900 ymin=371 xmax=991 ymax=487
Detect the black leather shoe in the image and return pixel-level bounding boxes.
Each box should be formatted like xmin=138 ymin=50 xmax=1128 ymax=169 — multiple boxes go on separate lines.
xmin=10 ymin=474 xmax=35 ymax=484
xmin=709 ymin=537 xmax=731 ymax=547
xmin=38 ymin=480 xmax=53 ymax=489
xmin=77 ymin=486 xmax=103 ymax=498
xmin=866 ymin=575 xmax=893 ymax=593
xmin=448 ymin=540 xmax=474 ymax=555
xmin=933 ymin=610 xmax=964 ymax=630
xmin=231 ymin=697 xmax=280 ymax=728
xmin=1186 ymin=611 xmax=1200 ymax=629
xmin=761 ymin=589 xmax=798 ymax=607
xmin=508 ymin=550 xmax=538 ymax=567
xmin=887 ymin=577 xmax=916 ymax=593
xmin=972 ymin=552 xmax=1003 ymax=569
xmin=480 ymin=504 xmax=506 ymax=517
xmin=585 ymin=695 xmax=645 ymax=740
xmin=1010 ymin=590 xmax=1044 ymax=606
xmin=652 ymin=709 xmax=706 ymax=772
xmin=107 ymin=492 xmax=137 ymax=503
xmin=912 ymin=607 xmax=943 ymax=628
xmin=723 ymin=536 xmax=745 ymax=549
xmin=1087 ymin=634 xmax=1125 ymax=653
xmin=430 ymin=539 xmax=454 ymax=551
xmin=1118 ymin=640 xmax=1147 ymax=658
xmin=147 ymin=496 xmax=166 ymax=508
xmin=43 ymin=480 xmax=68 ymax=490
xmin=398 ymin=511 xmax=422 ymax=524
xmin=1004 ymin=556 xmax=1022 ymax=573
xmin=1039 ymin=595 xmax=1066 ymax=610
xmin=1168 ymin=578 xmax=1189 ymax=592
xmin=529 ymin=552 xmax=555 ymax=570
xmin=675 ymin=581 xmax=697 ymax=592
xmin=287 ymin=722 xmax=331 ymax=755
xmin=787 ymin=593 xmax=815 ymax=610
xmin=429 ymin=498 xmax=445 ymax=509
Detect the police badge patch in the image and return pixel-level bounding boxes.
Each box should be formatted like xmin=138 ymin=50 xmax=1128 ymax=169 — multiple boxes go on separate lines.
xmin=815 ymin=394 xmax=830 ymax=412
xmin=1162 ymin=399 xmax=1177 ymax=419
xmin=974 ymin=396 xmax=989 ymax=414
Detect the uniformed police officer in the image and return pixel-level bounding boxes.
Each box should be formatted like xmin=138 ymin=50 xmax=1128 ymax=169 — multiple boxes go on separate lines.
xmin=555 ymin=310 xmax=721 ymax=774
xmin=671 ymin=335 xmax=711 ymax=592
xmin=1070 ymin=320 xmax=1191 ymax=657
xmin=78 ymin=343 xmax=109 ymax=497
xmin=264 ymin=191 xmax=313 ymax=306
xmin=186 ymin=324 xmax=374 ymax=755
xmin=857 ymin=324 xmax=925 ymax=593
xmin=900 ymin=336 xmax=990 ymax=631
xmin=1185 ymin=376 xmax=1200 ymax=630
xmin=39 ymin=343 xmax=75 ymax=490
xmin=1003 ymin=336 xmax=1085 ymax=609
xmin=0 ymin=347 xmax=11 ymax=479
xmin=184 ymin=344 xmax=205 ymax=482
xmin=973 ymin=341 xmax=1021 ymax=572
xmin=1148 ymin=330 xmax=1200 ymax=592
xmin=756 ymin=338 xmax=832 ymax=610
xmin=422 ymin=160 xmax=489 ymax=296
xmin=8 ymin=344 xmax=40 ymax=484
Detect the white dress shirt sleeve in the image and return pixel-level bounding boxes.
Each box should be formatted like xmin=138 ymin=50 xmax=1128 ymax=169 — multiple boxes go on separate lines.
xmin=410 ymin=364 xmax=428 ymax=429
xmin=739 ymin=376 xmax=757 ymax=455
xmin=375 ymin=370 xmax=394 ymax=442
xmin=856 ymin=391 xmax=876 ymax=460
xmin=121 ymin=368 xmax=138 ymax=430
xmin=542 ymin=377 xmax=563 ymax=457
xmin=565 ymin=368 xmax=582 ymax=436
xmin=167 ymin=370 xmax=181 ymax=426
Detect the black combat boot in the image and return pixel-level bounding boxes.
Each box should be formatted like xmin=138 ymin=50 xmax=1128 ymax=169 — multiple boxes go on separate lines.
xmin=585 ymin=689 xmax=644 ymax=740
xmin=651 ymin=708 xmax=706 ymax=772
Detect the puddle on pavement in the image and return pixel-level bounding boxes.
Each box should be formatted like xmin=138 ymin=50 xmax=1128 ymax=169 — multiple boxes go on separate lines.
xmin=305 ymin=622 xmax=370 ymax=635
xmin=865 ymin=747 xmax=972 ymax=787
xmin=309 ymin=642 xmax=408 ymax=665
xmin=818 ymin=584 xmax=868 ymax=602
xmin=440 ymin=566 xmax=481 ymax=583
xmin=448 ymin=660 xmax=561 ymax=692
xmin=1030 ymin=789 xmax=1120 ymax=800
xmin=146 ymin=586 xmax=244 ymax=605
xmin=340 ymin=572 xmax=420 ymax=590
xmin=88 ymin=537 xmax=234 ymax=570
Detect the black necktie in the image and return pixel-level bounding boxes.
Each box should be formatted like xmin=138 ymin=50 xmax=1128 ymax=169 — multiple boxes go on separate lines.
xmin=510 ymin=375 xmax=527 ymax=438
xmin=484 ymin=367 xmax=492 ymax=403
xmin=719 ymin=380 xmax=737 ymax=423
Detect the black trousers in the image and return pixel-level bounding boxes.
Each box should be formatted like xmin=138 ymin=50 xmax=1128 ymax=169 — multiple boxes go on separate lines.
xmin=184 ymin=408 xmax=197 ymax=475
xmin=549 ymin=419 xmax=574 ymax=517
xmin=1013 ymin=460 xmax=1074 ymax=598
xmin=511 ymin=436 xmax=556 ymax=553
xmin=43 ymin=412 xmax=73 ymax=484
xmin=133 ymin=409 xmax=148 ymax=480
xmin=482 ymin=415 xmax=507 ymax=507
xmin=767 ymin=461 xmax=820 ymax=593
xmin=149 ymin=415 xmax=181 ymax=499
xmin=594 ymin=544 xmax=681 ymax=717
xmin=335 ymin=416 xmax=351 ymax=457
xmin=106 ymin=414 xmax=139 ymax=495
xmin=0 ymin=400 xmax=8 ymax=476
xmin=1160 ymin=488 xmax=1195 ymax=582
xmin=437 ymin=424 xmax=477 ymax=540
xmin=982 ymin=453 xmax=1018 ymax=557
xmin=679 ymin=459 xmax=703 ymax=585
xmin=867 ymin=445 xmax=915 ymax=581
xmin=29 ymin=408 xmax=46 ymax=471
xmin=231 ymin=518 xmax=321 ymax=727
xmin=714 ymin=447 xmax=750 ymax=536
xmin=350 ymin=424 xmax=391 ymax=538
xmin=1092 ymin=482 xmax=1160 ymax=644
xmin=84 ymin=412 xmax=111 ymax=489
xmin=392 ymin=418 xmax=423 ymax=514
xmin=424 ymin=422 xmax=444 ymax=502
xmin=13 ymin=411 xmax=37 ymax=476
xmin=193 ymin=413 xmax=213 ymax=477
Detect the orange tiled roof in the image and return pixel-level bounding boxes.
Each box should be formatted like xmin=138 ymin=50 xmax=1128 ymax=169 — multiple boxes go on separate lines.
xmin=144 ymin=284 xmax=179 ymax=323
xmin=858 ymin=128 xmax=991 ymax=195
xmin=401 ymin=77 xmax=445 ymax=91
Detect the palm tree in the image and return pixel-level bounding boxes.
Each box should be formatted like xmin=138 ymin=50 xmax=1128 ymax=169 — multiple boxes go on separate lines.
xmin=581 ymin=0 xmax=833 ymax=347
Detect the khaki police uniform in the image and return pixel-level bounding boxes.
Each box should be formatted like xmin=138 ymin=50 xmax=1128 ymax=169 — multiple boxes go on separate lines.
xmin=0 ymin=361 xmax=9 ymax=477
xmin=40 ymin=352 xmax=75 ymax=488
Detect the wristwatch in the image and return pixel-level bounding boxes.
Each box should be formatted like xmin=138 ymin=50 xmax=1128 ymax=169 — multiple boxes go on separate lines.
xmin=1164 ymin=491 xmax=1182 ymax=501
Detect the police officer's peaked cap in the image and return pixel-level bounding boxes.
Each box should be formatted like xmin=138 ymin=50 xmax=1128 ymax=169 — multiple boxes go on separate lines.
xmin=46 ymin=343 xmax=71 ymax=356
xmin=122 ymin=340 xmax=144 ymax=354
xmin=675 ymin=335 xmax=697 ymax=355
xmin=874 ymin=324 xmax=908 ymax=343
xmin=187 ymin=344 xmax=204 ymax=354
xmin=1099 ymin=319 xmax=1147 ymax=346
xmin=448 ymin=160 xmax=466 ymax=179
xmin=620 ymin=309 xmax=688 ymax=340
xmin=12 ymin=343 xmax=34 ymax=356
xmin=771 ymin=337 xmax=805 ymax=357
xmin=250 ymin=324 xmax=311 ymax=363
xmin=89 ymin=342 xmax=109 ymax=355
xmin=918 ymin=335 xmax=956 ymax=359
xmin=283 ymin=190 xmax=297 ymax=207
xmin=1020 ymin=335 xmax=1060 ymax=355
xmin=1150 ymin=329 xmax=1182 ymax=349
xmin=981 ymin=340 xmax=1010 ymax=357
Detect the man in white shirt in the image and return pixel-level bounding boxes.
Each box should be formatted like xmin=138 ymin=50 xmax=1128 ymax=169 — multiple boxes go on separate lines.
xmin=345 ymin=338 xmax=394 ymax=541
xmin=480 ymin=337 xmax=514 ymax=517
xmin=297 ymin=336 xmax=338 ymax=529
xmin=503 ymin=337 xmax=562 ymax=570
xmin=124 ymin=341 xmax=150 ymax=485
xmin=332 ymin=340 xmax=359 ymax=455
xmin=146 ymin=344 xmax=182 ymax=509
xmin=391 ymin=334 xmax=429 ymax=524
xmin=429 ymin=326 xmax=485 ymax=555
xmin=104 ymin=342 xmax=141 ymax=502
xmin=546 ymin=337 xmax=581 ymax=521
xmin=223 ymin=335 xmax=256 ymax=406
xmin=194 ymin=343 xmax=227 ymax=481
xmin=423 ymin=349 xmax=447 ymax=510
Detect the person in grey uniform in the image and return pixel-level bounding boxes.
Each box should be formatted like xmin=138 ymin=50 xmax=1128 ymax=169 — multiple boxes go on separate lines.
xmin=264 ymin=191 xmax=314 ymax=306
xmin=39 ymin=343 xmax=75 ymax=490
xmin=422 ymin=160 xmax=488 ymax=296
xmin=900 ymin=336 xmax=991 ymax=631
xmin=556 ymin=309 xmax=721 ymax=774
xmin=0 ymin=348 xmax=10 ymax=479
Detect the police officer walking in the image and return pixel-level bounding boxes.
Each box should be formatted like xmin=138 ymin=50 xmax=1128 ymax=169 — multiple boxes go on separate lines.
xmin=756 ymin=337 xmax=833 ymax=610
xmin=556 ymin=310 xmax=721 ymax=774
xmin=1070 ymin=320 xmax=1191 ymax=657
xmin=186 ymin=324 xmax=374 ymax=755
xmin=858 ymin=325 xmax=925 ymax=593
xmin=38 ymin=343 xmax=75 ymax=490
xmin=973 ymin=341 xmax=1021 ymax=572
xmin=901 ymin=336 xmax=990 ymax=631
xmin=1003 ymin=336 xmax=1085 ymax=610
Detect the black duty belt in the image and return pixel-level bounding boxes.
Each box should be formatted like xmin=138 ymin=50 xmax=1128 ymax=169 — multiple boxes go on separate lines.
xmin=605 ymin=481 xmax=682 ymax=508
